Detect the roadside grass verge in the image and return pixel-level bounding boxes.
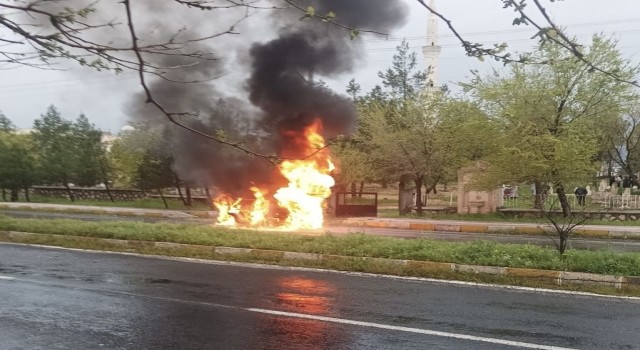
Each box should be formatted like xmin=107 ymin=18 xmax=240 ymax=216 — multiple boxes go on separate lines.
xmin=2 ymin=215 xmax=640 ymax=277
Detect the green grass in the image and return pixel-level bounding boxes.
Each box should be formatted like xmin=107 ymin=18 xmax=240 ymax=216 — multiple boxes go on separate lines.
xmin=2 ymin=215 xmax=640 ymax=276
xmin=10 ymin=196 xmax=212 ymax=211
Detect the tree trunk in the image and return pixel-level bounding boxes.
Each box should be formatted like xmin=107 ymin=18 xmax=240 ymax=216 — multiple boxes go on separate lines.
xmin=558 ymin=235 xmax=568 ymax=255
xmin=23 ymin=187 xmax=30 ymax=202
xmin=104 ymin=180 xmax=115 ymax=202
xmin=63 ymin=176 xmax=75 ymax=202
xmin=350 ymin=182 xmax=357 ymax=198
xmin=98 ymin=157 xmax=114 ymax=202
xmin=533 ymin=180 xmax=548 ymax=210
xmin=185 ymin=185 xmax=192 ymax=208
xmin=414 ymin=175 xmax=424 ymax=215
xmin=173 ymin=174 xmax=187 ymax=206
xmin=205 ymin=187 xmax=213 ymax=209
xmin=10 ymin=189 xmax=19 ymax=202
xmin=176 ymin=186 xmax=186 ymax=206
xmin=158 ymin=189 xmax=168 ymax=209
xmin=556 ymin=184 xmax=571 ymax=218
xmin=358 ymin=181 xmax=364 ymax=198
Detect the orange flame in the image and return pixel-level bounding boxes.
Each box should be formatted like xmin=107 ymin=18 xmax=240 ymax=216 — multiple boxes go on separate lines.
xmin=213 ymin=195 xmax=242 ymax=226
xmin=214 ymin=120 xmax=334 ymax=230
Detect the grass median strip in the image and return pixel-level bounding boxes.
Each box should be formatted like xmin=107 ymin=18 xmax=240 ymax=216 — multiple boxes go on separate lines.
xmin=2 ymin=215 xmax=640 ymax=278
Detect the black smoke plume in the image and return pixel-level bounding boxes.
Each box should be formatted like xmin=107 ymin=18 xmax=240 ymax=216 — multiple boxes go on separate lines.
xmin=129 ymin=0 xmax=408 ymax=195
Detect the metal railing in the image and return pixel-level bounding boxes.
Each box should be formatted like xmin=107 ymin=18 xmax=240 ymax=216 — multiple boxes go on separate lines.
xmin=499 ymin=191 xmax=640 ymax=210
xmin=599 ymin=194 xmax=640 ymax=209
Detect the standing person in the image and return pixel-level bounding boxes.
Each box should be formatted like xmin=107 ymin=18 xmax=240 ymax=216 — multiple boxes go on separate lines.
xmin=575 ymin=187 xmax=588 ymax=206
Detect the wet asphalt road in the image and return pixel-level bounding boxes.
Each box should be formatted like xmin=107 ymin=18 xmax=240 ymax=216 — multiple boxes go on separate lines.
xmin=1 ymin=244 xmax=640 ymax=350
xmin=3 ymin=209 xmax=640 ymax=252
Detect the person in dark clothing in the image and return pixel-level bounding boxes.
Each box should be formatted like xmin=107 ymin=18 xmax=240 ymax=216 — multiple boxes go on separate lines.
xmin=575 ymin=187 xmax=588 ymax=206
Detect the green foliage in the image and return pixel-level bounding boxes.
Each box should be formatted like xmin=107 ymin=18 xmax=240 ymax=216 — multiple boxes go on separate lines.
xmin=0 ymin=112 xmax=14 ymax=132
xmin=377 ymin=39 xmax=427 ymax=101
xmin=0 ymin=132 xmax=37 ymax=194
xmin=72 ymin=114 xmax=107 ymax=187
xmin=30 ymin=106 xmax=109 ymax=191
xmin=32 ymin=105 xmax=77 ymax=187
xmin=134 ymin=151 xmax=174 ymax=192
xmin=464 ymin=35 xmax=639 ymax=196
xmin=109 ymin=124 xmax=164 ymax=187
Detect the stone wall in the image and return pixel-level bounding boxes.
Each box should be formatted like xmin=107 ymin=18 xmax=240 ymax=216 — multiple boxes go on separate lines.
xmin=31 ymin=186 xmax=147 ymax=201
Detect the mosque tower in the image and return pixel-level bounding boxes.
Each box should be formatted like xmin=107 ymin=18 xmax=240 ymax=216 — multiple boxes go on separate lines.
xmin=422 ymin=0 xmax=441 ymax=91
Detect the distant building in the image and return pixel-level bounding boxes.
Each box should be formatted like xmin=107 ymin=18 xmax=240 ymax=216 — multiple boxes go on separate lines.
xmin=422 ymin=0 xmax=441 ymax=93
xmin=101 ymin=132 xmax=119 ymax=152
xmin=14 ymin=128 xmax=34 ymax=135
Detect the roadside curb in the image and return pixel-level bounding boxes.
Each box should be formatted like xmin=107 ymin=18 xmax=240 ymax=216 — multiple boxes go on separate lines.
xmin=335 ymin=218 xmax=640 ymax=240
xmin=1 ymin=230 xmax=638 ymax=290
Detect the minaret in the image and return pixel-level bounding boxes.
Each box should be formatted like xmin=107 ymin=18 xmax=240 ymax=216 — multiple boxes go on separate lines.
xmin=422 ymin=0 xmax=441 ymax=91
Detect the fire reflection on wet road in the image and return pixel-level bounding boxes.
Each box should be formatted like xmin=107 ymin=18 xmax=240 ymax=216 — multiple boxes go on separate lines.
xmin=256 ymin=277 xmax=345 ymax=350
xmin=1 ymin=244 xmax=639 ymax=350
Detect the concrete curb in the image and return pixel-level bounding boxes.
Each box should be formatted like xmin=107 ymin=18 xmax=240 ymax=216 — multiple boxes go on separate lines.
xmin=336 ymin=218 xmax=640 ymax=240
xmin=1 ymin=230 xmax=639 ymax=290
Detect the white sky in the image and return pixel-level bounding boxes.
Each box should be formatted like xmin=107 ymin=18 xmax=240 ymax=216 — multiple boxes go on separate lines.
xmin=1 ymin=0 xmax=639 ymax=132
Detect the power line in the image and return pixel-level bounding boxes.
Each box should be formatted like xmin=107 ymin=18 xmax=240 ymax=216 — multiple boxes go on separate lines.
xmin=357 ymin=17 xmax=640 ymax=43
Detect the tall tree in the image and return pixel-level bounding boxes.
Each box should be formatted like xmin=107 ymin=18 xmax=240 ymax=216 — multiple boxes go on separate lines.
xmin=378 ymin=39 xmax=427 ymax=102
xmin=32 ymin=105 xmax=77 ymax=201
xmin=72 ymin=114 xmax=104 ymax=187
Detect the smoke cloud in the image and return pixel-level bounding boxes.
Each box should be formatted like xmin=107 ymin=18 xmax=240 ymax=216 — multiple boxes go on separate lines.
xmin=127 ymin=0 xmax=409 ymax=195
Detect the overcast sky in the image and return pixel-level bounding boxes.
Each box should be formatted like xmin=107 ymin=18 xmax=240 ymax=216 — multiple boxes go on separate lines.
xmin=1 ymin=0 xmax=639 ymax=132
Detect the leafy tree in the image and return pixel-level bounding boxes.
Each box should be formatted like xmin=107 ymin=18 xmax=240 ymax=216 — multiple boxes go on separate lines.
xmin=434 ymin=98 xmax=497 ymax=185
xmin=0 ymin=133 xmax=37 ymax=201
xmin=605 ymin=105 xmax=640 ymax=184
xmin=110 ymin=123 xmax=186 ymax=206
xmin=360 ymin=94 xmax=456 ymax=214
xmin=109 ymin=124 xmax=163 ymax=188
xmin=0 ymin=112 xmax=14 ymax=133
xmin=346 ymin=79 xmax=362 ymax=102
xmin=378 ymin=39 xmax=427 ymax=102
xmin=332 ymin=79 xmax=374 ymax=195
xmin=72 ymin=114 xmax=104 ymax=186
xmin=32 ymin=105 xmax=77 ymax=201
xmin=134 ymin=151 xmax=175 ymax=209
xmin=464 ymin=36 xmax=639 ymax=253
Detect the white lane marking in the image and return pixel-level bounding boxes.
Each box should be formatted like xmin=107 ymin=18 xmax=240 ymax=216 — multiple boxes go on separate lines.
xmin=248 ymin=308 xmax=576 ymax=350
xmin=3 ymin=242 xmax=640 ymax=302
xmin=0 ymin=275 xmax=15 ymax=281
xmin=1 ymin=272 xmax=576 ymax=350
